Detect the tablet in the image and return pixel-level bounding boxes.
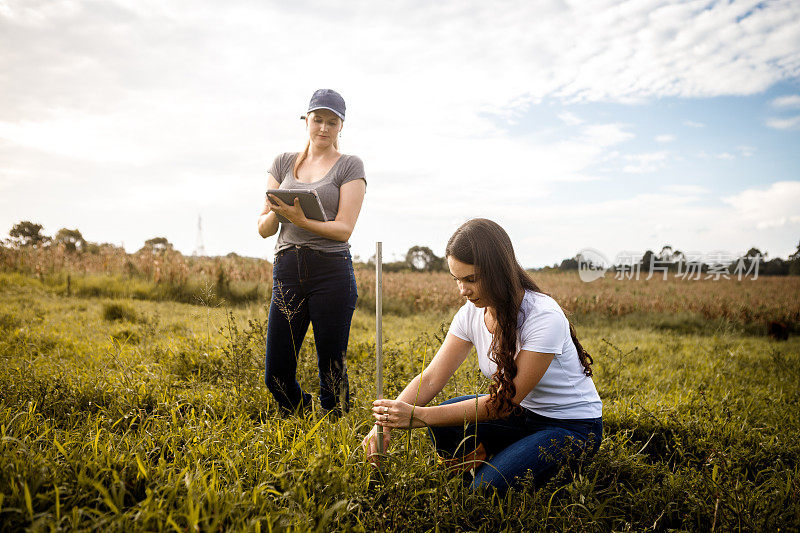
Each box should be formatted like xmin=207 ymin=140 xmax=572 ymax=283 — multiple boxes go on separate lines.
xmin=266 ymin=189 xmax=328 ymax=224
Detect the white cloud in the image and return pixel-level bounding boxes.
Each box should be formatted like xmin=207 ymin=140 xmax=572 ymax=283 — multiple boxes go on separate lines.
xmin=622 ymin=151 xmax=670 ymax=174
xmin=655 ymin=134 xmax=676 ymax=143
xmin=577 ymin=123 xmax=635 ymax=147
xmin=661 ymin=185 xmax=709 ymax=195
xmin=683 ymin=120 xmax=706 ymax=128
xmin=766 ymin=115 xmax=800 ymax=130
xmin=716 ymin=152 xmax=736 ymax=160
xmin=738 ymin=145 xmax=756 ymax=157
xmin=515 ymin=185 xmax=800 ymax=266
xmin=1 ymin=0 xmax=799 ymax=260
xmin=558 ymin=112 xmax=583 ymax=126
xmin=771 ymin=94 xmax=800 ymax=108
xmin=723 ymin=181 xmax=800 ymax=229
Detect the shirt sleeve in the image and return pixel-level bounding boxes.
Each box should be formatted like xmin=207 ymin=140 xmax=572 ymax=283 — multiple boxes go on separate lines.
xmin=268 ymin=153 xmax=293 ymax=184
xmin=519 ymin=307 xmax=566 ymax=355
xmin=336 ymin=155 xmax=367 ymax=188
xmin=447 ymin=303 xmax=473 ymax=343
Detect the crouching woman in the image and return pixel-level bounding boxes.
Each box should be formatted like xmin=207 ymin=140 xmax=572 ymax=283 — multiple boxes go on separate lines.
xmin=363 ymin=218 xmax=602 ymax=492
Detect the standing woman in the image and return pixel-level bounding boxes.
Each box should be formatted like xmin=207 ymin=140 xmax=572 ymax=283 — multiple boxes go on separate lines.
xmin=364 ymin=219 xmax=602 ymax=491
xmin=258 ymin=89 xmax=366 ymax=416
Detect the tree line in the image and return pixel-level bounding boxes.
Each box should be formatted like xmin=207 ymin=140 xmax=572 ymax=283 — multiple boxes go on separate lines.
xmin=4 ymin=221 xmax=176 ymax=255
xmin=6 ymin=220 xmax=799 ymax=276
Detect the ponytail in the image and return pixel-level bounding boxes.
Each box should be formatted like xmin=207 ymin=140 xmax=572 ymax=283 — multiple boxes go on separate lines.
xmin=569 ymin=322 xmax=594 ymax=377
xmin=293 ymin=139 xmax=310 ymax=178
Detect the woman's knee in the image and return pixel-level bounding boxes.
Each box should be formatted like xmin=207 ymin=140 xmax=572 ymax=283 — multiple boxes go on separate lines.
xmin=469 ymin=427 xmax=581 ymax=492
xmin=471 ymin=464 xmax=513 ymax=492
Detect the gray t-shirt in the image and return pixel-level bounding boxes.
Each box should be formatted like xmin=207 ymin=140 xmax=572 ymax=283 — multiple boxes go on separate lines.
xmin=269 ymin=152 xmax=366 ymax=253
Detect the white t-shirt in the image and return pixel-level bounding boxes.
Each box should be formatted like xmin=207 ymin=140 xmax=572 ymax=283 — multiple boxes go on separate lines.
xmin=448 ymin=290 xmax=602 ymax=419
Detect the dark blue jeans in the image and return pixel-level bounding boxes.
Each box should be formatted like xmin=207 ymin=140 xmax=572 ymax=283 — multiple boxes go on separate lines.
xmin=428 ymin=395 xmax=603 ymax=492
xmin=265 ymin=246 xmax=357 ymax=414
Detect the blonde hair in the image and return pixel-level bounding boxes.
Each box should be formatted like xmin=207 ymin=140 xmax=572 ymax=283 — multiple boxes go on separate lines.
xmin=293 ymin=112 xmax=341 ymax=177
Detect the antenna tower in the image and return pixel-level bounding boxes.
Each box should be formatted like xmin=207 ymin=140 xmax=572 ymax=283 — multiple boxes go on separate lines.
xmin=193 ymin=215 xmax=206 ymax=256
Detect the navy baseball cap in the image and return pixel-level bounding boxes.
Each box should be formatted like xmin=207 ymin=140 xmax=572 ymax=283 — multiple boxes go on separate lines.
xmin=305 ymin=89 xmax=346 ymax=121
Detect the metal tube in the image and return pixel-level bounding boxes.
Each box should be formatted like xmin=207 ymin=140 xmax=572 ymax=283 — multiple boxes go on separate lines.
xmin=375 ymin=242 xmax=384 ymax=456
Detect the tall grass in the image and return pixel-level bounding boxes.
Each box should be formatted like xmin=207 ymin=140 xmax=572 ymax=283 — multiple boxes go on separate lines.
xmin=1 ymin=274 xmax=798 ymax=530
xmin=5 ymin=245 xmax=799 ymax=327
xmin=356 ymin=268 xmax=800 ymax=328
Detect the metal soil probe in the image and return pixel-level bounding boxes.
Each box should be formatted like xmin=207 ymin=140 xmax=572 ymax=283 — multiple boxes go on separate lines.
xmin=375 ymin=242 xmax=385 ymax=457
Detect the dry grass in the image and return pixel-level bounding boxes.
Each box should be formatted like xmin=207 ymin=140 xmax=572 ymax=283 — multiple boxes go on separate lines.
xmin=357 ymin=267 xmax=800 ymax=326
xmin=2 ymin=245 xmax=798 ymax=327
xmin=0 ymin=245 xmax=272 ymax=284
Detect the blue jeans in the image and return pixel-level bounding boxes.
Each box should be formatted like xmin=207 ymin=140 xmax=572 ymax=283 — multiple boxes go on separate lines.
xmin=264 ymin=246 xmax=357 ymax=413
xmin=428 ymin=395 xmax=603 ymax=492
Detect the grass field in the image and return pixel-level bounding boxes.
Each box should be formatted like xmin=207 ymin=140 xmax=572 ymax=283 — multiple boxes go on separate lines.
xmin=1 ymin=270 xmax=799 ymax=531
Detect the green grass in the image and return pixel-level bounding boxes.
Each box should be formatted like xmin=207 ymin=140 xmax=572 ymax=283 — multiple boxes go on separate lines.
xmin=1 ymin=272 xmax=799 ymax=531
xmin=3 ymin=271 xmax=267 ymax=308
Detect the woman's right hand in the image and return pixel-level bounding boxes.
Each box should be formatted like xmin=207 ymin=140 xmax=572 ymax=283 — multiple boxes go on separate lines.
xmin=258 ymin=174 xmax=281 ymax=239
xmin=362 ymin=424 xmax=391 ymax=465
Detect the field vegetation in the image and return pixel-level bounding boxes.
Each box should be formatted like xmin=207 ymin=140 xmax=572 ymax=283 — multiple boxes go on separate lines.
xmin=1 ymin=247 xmax=799 ymax=531
xmin=4 ymin=244 xmax=799 ymax=331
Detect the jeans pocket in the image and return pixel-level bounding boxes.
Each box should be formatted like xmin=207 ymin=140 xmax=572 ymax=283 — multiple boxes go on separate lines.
xmin=272 ymin=249 xmax=297 ymax=280
xmin=311 ymin=249 xmax=351 ymax=262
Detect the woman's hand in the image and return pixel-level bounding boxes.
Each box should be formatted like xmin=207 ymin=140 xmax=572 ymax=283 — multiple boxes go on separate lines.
xmin=268 ymin=194 xmax=308 ymax=225
xmin=258 ymin=175 xmax=281 ymax=239
xmin=362 ymin=425 xmax=391 ymax=454
xmin=257 ymin=195 xmax=278 ymax=239
xmin=372 ymin=399 xmax=427 ymax=429
xmin=361 ymin=424 xmax=391 ymax=465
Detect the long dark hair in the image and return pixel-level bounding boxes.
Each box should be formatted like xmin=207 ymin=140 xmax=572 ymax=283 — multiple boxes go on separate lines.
xmin=445 ymin=218 xmax=593 ymax=416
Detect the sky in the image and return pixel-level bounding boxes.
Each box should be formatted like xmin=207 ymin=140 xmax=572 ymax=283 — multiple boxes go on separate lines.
xmin=1 ymin=0 xmax=799 ymax=267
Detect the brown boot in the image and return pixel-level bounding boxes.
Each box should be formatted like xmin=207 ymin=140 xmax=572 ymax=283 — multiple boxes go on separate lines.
xmin=438 ymin=442 xmax=487 ymax=475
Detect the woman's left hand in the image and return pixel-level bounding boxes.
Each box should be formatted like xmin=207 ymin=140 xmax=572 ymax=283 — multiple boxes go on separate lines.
xmin=372 ymin=399 xmax=427 ymax=429
xmin=268 ymin=195 xmax=308 ymax=225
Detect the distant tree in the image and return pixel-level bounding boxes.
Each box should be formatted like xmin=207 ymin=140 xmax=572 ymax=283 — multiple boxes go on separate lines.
xmin=382 ymin=261 xmax=410 ymax=273
xmin=658 ymin=245 xmax=674 ymax=262
xmin=671 ymin=249 xmax=686 ymax=271
xmin=730 ymin=247 xmax=765 ymax=277
xmin=55 ymin=228 xmax=86 ymax=253
xmin=789 ymin=240 xmax=800 ymax=275
xmin=405 ymin=246 xmax=444 ymax=272
xmin=558 ymin=257 xmax=579 ymax=270
xmin=640 ymin=250 xmax=655 ymax=273
xmin=85 ymin=242 xmax=123 ymax=254
xmin=8 ymin=221 xmax=50 ymax=248
xmin=140 ymin=237 xmax=173 ymax=253
xmin=763 ymin=257 xmax=789 ymax=276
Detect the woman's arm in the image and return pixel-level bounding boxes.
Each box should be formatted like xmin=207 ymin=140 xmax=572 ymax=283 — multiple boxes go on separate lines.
xmin=257 ymin=174 xmax=281 ymax=238
xmin=267 ymin=178 xmax=366 ymax=242
xmin=362 ymin=333 xmax=473 ymax=456
xmin=373 ymin=349 xmax=554 ymax=428
xmin=395 ymin=333 xmax=474 ymax=406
